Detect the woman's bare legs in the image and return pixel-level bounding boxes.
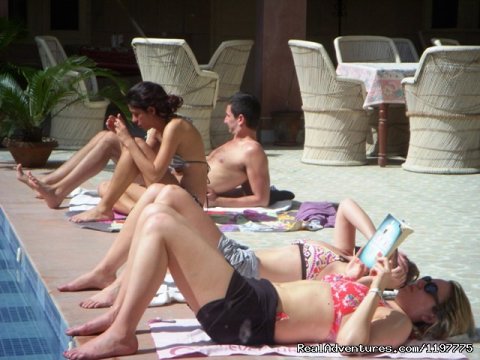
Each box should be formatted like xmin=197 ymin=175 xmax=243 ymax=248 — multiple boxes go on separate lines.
xmin=63 ymin=203 xmax=234 ymax=359
xmin=75 ymin=184 xmax=221 ymax=309
xmin=69 ymin=147 xmax=142 ymax=222
xmin=16 ymin=131 xmax=113 ymax=186
xmin=59 ymin=184 xmax=221 ymax=294
xmin=57 ymin=184 xmax=167 ymax=292
xmin=78 ymin=184 xmax=219 ymax=309
xmin=109 ymin=163 xmax=181 ymax=215
xmin=46 ymin=131 xmax=118 ymax=184
xmin=18 ymin=131 xmax=122 ymax=209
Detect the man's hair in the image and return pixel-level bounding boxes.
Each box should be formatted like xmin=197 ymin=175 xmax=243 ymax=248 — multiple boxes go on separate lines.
xmin=229 ymin=92 xmax=261 ymax=129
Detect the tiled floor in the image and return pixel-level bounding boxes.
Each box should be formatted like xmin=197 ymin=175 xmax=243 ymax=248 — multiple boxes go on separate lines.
xmin=0 ymin=147 xmax=479 ymax=360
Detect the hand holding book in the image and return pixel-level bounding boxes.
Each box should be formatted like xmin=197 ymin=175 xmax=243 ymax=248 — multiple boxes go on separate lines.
xmin=358 ymin=214 xmax=414 ymax=269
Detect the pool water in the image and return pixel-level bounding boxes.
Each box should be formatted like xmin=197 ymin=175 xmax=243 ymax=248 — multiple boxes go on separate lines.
xmin=0 ymin=208 xmax=70 ymax=359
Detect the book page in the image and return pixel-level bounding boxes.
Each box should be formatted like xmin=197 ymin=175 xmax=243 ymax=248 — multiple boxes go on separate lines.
xmin=359 ymin=214 xmax=413 ymax=268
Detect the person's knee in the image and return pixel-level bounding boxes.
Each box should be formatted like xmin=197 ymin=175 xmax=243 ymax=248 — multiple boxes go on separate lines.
xmin=338 ymin=198 xmax=355 ymax=211
xmin=99 ymin=132 xmax=121 ymax=156
xmin=102 ymin=131 xmax=120 ymax=145
xmin=93 ymin=130 xmax=110 ymax=141
xmin=145 ymin=183 xmax=166 ymax=197
xmin=156 ymin=184 xmax=187 ymax=207
xmin=142 ymin=204 xmax=178 ymax=234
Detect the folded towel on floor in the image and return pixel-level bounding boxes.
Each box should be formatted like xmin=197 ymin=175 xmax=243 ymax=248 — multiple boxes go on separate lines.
xmin=148 ymin=318 xmax=467 ymax=359
xmin=206 ymin=199 xmax=293 ymax=215
xmin=68 ymin=187 xmax=101 ymax=211
xmin=295 ymin=201 xmax=338 ymax=229
xmin=208 ymin=207 xmax=304 ymax=232
xmin=67 ymin=188 xmax=126 ymax=232
xmin=68 ymin=188 xmax=295 ymax=233
xmin=149 ymin=274 xmax=185 ymax=307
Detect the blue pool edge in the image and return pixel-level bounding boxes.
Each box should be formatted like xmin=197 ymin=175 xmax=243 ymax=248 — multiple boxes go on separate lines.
xmin=0 ymin=206 xmax=72 ymax=357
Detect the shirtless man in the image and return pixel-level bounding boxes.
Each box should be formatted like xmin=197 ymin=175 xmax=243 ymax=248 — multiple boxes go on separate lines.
xmin=16 ymin=92 xmax=270 ymax=221
xmin=205 ymin=92 xmax=270 ymax=208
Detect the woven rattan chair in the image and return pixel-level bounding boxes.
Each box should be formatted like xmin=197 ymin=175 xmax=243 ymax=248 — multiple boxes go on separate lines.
xmin=131 ymin=38 xmax=219 ymax=152
xmin=431 ymin=38 xmax=460 ymax=46
xmin=288 ymin=40 xmax=370 ymax=166
xmin=200 ymin=40 xmax=254 ymax=148
xmin=392 ymin=38 xmax=420 ymax=62
xmin=334 ymin=35 xmax=401 ymax=64
xmin=401 ymin=46 xmax=480 ymax=174
xmin=34 ymin=36 xmax=109 ymax=149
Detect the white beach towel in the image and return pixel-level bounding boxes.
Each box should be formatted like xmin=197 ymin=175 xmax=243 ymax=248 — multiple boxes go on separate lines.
xmin=149 ymin=274 xmax=185 ymax=307
xmin=69 ymin=187 xmax=293 ymax=214
xmin=206 ymin=199 xmax=293 ymax=215
xmin=148 ymin=318 xmax=469 ymax=359
xmin=68 ymin=187 xmax=101 ymax=211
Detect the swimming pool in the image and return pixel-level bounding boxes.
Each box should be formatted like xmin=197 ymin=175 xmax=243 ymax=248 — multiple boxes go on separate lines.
xmin=0 ymin=207 xmax=70 ymax=359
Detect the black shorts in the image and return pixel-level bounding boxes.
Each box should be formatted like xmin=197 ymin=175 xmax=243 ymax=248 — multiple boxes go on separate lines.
xmin=196 ymin=270 xmax=278 ymax=345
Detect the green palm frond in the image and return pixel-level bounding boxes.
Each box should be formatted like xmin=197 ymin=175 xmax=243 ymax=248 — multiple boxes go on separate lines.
xmin=0 ymin=74 xmax=31 ymax=134
xmin=0 ymin=54 xmax=129 ymax=139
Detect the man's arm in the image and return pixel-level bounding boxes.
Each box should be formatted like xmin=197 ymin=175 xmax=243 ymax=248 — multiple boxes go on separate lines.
xmin=208 ymin=144 xmax=270 ymax=207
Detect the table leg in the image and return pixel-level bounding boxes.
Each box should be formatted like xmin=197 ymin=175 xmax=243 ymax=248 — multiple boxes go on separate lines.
xmin=378 ymin=103 xmax=388 ymax=167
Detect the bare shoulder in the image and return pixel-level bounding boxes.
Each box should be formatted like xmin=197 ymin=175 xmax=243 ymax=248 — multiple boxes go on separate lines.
xmin=239 ymin=137 xmax=267 ymax=157
xmin=168 ymin=117 xmax=191 ymax=129
xmin=164 ymin=117 xmax=198 ymax=137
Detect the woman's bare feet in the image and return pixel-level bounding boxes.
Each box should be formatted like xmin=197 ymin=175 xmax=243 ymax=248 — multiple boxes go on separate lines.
xmin=26 ymin=172 xmax=64 ymax=208
xmin=80 ymin=282 xmax=120 ymax=309
xmin=63 ymin=328 xmax=138 ymax=359
xmin=16 ymin=164 xmax=31 ymax=185
xmin=58 ymin=270 xmax=116 ymax=292
xmin=66 ymin=309 xmax=117 ymax=337
xmin=69 ymin=206 xmax=114 ymax=223
xmin=16 ymin=164 xmax=43 ymax=198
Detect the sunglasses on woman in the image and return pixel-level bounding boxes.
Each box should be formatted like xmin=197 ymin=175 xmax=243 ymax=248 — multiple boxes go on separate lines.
xmin=421 ymin=276 xmax=439 ymax=306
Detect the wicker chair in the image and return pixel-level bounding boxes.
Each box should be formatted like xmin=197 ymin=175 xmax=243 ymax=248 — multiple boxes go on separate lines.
xmin=392 ymin=38 xmax=420 ymax=62
xmin=401 ymin=46 xmax=480 ymax=174
xmin=431 ymin=38 xmax=460 ymax=46
xmin=34 ymin=36 xmax=109 ymax=149
xmin=200 ymin=40 xmax=254 ymax=148
xmin=334 ymin=35 xmax=401 ymax=64
xmin=288 ymin=40 xmax=370 ymax=166
xmin=131 ymin=38 xmax=219 ymax=152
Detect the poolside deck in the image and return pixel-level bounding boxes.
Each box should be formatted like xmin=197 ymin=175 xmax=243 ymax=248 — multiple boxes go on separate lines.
xmin=0 ymin=147 xmax=479 ymax=360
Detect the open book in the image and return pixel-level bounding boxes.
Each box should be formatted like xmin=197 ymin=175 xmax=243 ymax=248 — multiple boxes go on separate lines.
xmin=359 ymin=214 xmax=414 ymax=268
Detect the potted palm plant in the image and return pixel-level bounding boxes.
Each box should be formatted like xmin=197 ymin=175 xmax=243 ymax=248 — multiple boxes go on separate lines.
xmin=0 ymin=56 xmax=126 ymax=167
xmin=0 ymin=19 xmax=127 ymax=167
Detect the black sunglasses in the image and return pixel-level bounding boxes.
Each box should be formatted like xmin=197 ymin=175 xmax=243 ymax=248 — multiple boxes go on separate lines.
xmin=421 ymin=276 xmax=440 ymax=307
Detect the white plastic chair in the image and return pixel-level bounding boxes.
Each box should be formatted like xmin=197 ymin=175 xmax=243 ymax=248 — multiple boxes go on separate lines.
xmin=334 ymin=35 xmax=401 ymax=64
xmin=431 ymin=38 xmax=460 ymax=46
xmin=392 ymin=38 xmax=420 ymax=62
xmin=200 ymin=40 xmax=254 ymax=148
xmin=35 ymin=35 xmax=99 ymax=95
xmin=34 ymin=36 xmax=109 ymax=149
xmin=402 ymin=46 xmax=480 ymax=174
xmin=288 ymin=40 xmax=370 ymax=166
xmin=131 ymin=38 xmax=219 ymax=152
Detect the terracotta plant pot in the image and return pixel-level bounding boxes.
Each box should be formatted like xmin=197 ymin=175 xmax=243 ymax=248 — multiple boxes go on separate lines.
xmin=2 ymin=138 xmax=58 ymax=168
